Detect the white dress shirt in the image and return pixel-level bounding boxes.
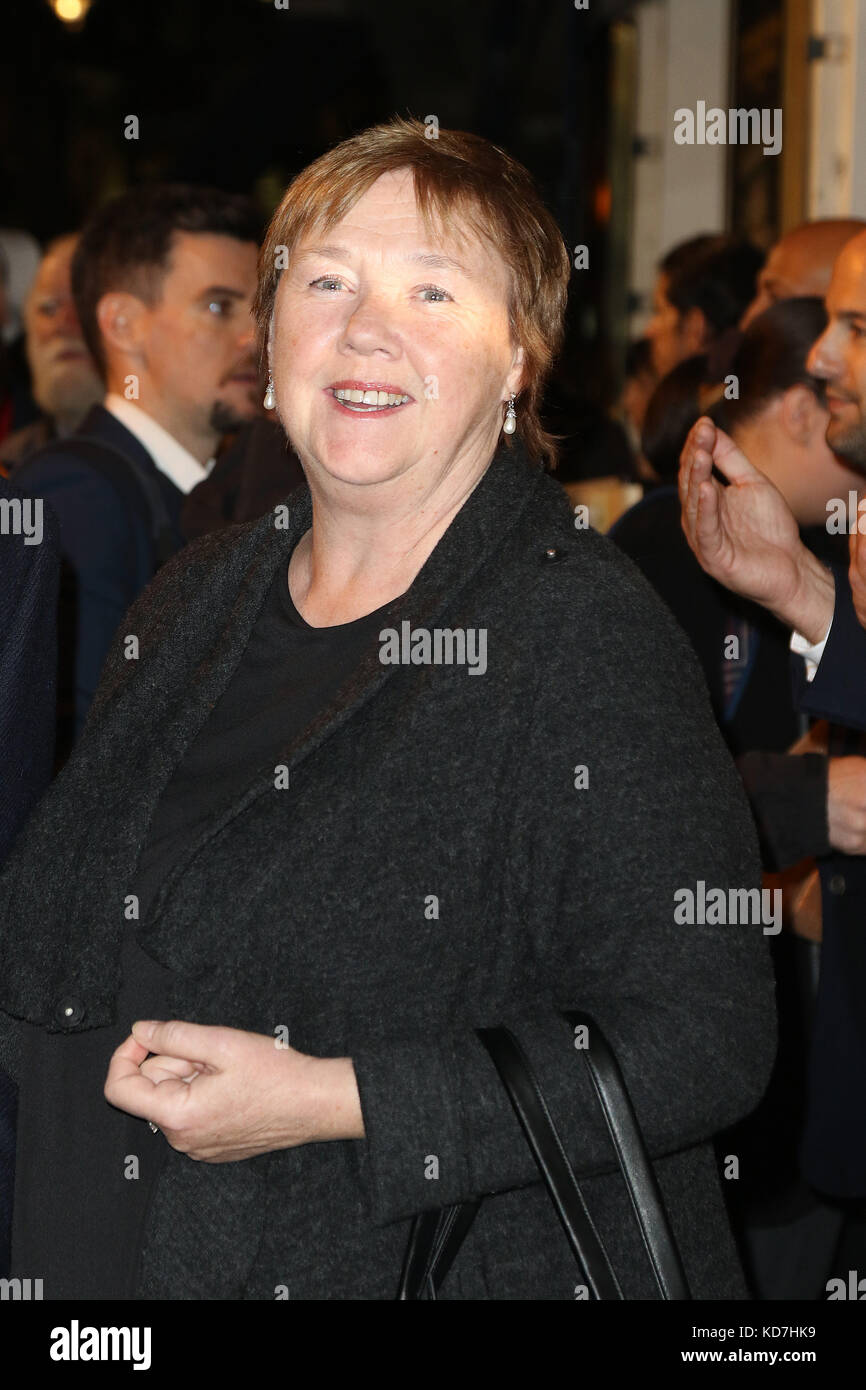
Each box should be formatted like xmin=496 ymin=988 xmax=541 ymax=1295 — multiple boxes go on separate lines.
xmin=790 ymin=621 xmax=832 ymax=682
xmin=104 ymin=394 xmax=215 ymax=494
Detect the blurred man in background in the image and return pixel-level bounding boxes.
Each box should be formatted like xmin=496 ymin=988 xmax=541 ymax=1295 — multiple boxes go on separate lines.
xmin=646 ymin=234 xmax=763 ymax=380
xmin=13 ymin=184 xmax=261 ymax=753
xmin=1 ymin=234 xmax=103 ymax=470
xmin=741 ymin=219 xmax=866 ymax=330
xmin=0 ymin=239 xmax=40 ymax=450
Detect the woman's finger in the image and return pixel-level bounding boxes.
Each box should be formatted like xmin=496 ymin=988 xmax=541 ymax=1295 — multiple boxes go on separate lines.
xmin=104 ymin=1050 xmax=191 ymax=1121
xmin=139 ymin=1055 xmax=203 ymax=1083
xmin=132 ymin=1019 xmax=227 ymax=1070
xmin=140 ymin=1064 xmax=188 ymax=1085
xmin=106 ymin=1033 xmax=151 ymax=1077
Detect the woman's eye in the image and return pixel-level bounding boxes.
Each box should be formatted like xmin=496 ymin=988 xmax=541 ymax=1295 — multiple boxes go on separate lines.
xmin=306 ymin=278 xmax=450 ymax=301
xmin=208 ymin=300 xmax=231 ymax=315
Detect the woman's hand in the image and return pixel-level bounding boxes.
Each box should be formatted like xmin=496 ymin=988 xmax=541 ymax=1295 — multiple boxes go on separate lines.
xmin=104 ymin=1019 xmax=365 ymax=1162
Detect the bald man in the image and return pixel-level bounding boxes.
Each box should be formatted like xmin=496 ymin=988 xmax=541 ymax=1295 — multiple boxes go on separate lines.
xmin=1 ymin=235 xmax=102 ymax=469
xmin=740 ymin=218 xmax=866 ymax=330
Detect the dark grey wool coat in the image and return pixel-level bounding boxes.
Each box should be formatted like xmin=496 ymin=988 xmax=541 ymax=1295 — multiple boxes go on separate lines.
xmin=0 ymin=438 xmax=776 ymax=1300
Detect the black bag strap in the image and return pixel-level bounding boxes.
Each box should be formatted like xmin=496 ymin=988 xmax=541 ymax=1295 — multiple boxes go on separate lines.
xmin=71 ymin=434 xmax=178 ymax=571
xmin=396 ymin=1201 xmax=482 ymax=1301
xmin=563 ymin=1010 xmax=691 ymax=1301
xmin=478 ymin=1023 xmax=624 ymax=1298
xmin=400 ymin=1011 xmax=690 ymax=1300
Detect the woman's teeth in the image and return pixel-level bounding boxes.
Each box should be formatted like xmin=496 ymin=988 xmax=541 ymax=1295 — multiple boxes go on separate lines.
xmin=333 ymin=388 xmax=410 ymax=409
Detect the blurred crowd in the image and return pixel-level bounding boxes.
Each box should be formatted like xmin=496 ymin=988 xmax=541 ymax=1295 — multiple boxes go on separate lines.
xmin=612 ymin=216 xmax=866 ymax=1300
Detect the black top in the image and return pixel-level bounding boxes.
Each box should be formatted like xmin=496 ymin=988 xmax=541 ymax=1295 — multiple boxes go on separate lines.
xmin=11 ymin=557 xmax=395 ymax=1298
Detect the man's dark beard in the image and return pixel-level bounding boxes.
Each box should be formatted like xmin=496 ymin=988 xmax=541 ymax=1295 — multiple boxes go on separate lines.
xmin=209 ymin=399 xmax=257 ymax=436
xmin=827 ymin=416 xmax=866 ymax=473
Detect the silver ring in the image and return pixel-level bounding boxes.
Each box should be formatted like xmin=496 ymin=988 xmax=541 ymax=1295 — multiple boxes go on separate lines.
xmin=148 ymin=1121 xmax=159 ymax=1134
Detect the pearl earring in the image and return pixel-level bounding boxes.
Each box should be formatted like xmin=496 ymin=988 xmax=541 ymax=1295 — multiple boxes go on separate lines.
xmin=502 ymin=393 xmax=517 ymax=435
xmin=263 ymin=374 xmax=276 ymax=410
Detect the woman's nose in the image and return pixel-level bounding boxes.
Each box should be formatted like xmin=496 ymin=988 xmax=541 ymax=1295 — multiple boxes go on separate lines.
xmin=341 ymin=295 xmax=401 ymax=353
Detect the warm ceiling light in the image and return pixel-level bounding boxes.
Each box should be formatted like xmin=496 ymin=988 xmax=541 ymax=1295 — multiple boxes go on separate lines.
xmin=50 ymin=0 xmax=92 ymax=26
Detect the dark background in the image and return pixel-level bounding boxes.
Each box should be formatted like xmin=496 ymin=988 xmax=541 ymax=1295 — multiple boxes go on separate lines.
xmin=3 ymin=0 xmax=633 ymax=241
xmin=2 ymin=0 xmax=782 ymax=474
xmin=2 ymin=1 xmax=638 ymax=424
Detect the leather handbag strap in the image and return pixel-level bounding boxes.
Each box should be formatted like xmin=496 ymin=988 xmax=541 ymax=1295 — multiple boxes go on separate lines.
xmin=400 ymin=1023 xmax=622 ymax=1300
xmin=563 ymin=1010 xmax=691 ymax=1300
xmin=399 ymin=1011 xmax=691 ymax=1300
xmin=397 ymin=1200 xmax=482 ymax=1301
xmin=476 ymin=1025 xmax=623 ymax=1298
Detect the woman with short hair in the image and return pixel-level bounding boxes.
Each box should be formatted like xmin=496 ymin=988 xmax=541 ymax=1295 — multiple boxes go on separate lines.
xmin=0 ymin=117 xmax=775 ymax=1300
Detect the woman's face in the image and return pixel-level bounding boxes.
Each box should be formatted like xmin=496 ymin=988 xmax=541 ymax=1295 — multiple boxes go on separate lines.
xmin=269 ymin=168 xmax=524 ymax=495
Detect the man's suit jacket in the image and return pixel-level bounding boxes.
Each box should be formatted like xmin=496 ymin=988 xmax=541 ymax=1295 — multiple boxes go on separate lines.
xmin=795 ymin=570 xmax=866 ymax=1196
xmin=799 ymin=567 xmax=866 ymax=732
xmin=12 ymin=404 xmax=188 ymax=749
xmin=611 ymin=488 xmax=847 ymax=760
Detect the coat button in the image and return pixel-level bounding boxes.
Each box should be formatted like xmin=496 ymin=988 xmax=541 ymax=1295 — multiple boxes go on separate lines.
xmin=56 ymin=997 xmax=86 ymax=1026
xmin=829 ymin=873 xmax=846 ymax=896
xmin=542 ymin=546 xmax=563 ymax=561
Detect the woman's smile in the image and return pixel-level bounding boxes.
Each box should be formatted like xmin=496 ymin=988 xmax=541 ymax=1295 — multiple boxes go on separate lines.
xmin=325 ymin=380 xmax=415 ymax=417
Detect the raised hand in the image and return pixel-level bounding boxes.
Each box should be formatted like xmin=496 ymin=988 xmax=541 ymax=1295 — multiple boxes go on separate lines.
xmin=679 ymin=417 xmax=835 ymax=642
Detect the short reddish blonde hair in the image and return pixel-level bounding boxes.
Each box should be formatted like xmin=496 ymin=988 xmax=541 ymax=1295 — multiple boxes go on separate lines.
xmin=254 ymin=116 xmax=571 ymax=468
